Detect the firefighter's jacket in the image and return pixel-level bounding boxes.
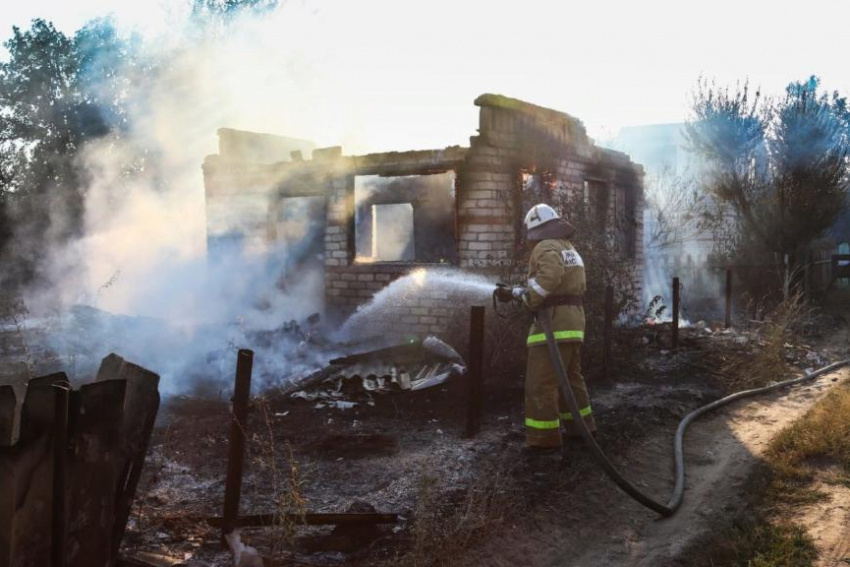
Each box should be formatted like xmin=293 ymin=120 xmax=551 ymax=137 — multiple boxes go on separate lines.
xmin=524 ymin=239 xmax=586 ymax=347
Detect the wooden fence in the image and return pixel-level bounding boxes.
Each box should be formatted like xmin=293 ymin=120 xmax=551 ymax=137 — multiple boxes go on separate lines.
xmin=0 ymin=354 xmax=159 ymax=567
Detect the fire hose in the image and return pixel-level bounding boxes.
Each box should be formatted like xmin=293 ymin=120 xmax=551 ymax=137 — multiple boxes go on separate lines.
xmin=494 ymin=285 xmax=850 ymax=517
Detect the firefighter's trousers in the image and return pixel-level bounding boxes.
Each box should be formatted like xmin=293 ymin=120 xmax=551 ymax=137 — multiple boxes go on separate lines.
xmin=525 ymin=342 xmax=596 ymax=448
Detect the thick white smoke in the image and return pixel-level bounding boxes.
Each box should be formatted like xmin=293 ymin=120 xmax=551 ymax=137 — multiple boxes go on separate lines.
xmin=17 ymin=8 xmax=360 ymax=394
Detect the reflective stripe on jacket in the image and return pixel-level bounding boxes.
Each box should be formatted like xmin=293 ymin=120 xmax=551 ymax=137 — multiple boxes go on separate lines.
xmin=525 ymin=238 xmax=586 ymax=347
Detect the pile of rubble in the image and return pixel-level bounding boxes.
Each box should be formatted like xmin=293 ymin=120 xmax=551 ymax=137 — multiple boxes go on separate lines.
xmin=635 ymin=310 xmax=848 ymax=379
xmin=284 ymin=337 xmax=467 ymax=410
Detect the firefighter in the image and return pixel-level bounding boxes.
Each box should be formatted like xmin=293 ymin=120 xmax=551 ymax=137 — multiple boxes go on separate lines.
xmin=517 ymin=203 xmax=596 ymax=452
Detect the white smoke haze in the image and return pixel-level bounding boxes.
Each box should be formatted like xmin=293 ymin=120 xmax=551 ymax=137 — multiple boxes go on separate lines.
xmin=13 ymin=0 xmax=752 ymax=392
xmin=15 ymin=7 xmax=374 ymax=394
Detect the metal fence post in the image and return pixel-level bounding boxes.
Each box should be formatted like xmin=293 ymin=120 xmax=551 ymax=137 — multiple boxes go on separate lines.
xmin=465 ymin=306 xmax=485 ymax=438
xmin=222 ymin=349 xmax=253 ymax=538
xmin=672 ymin=277 xmax=680 ymax=350
xmin=725 ymin=268 xmax=733 ymax=329
xmin=603 ymin=286 xmax=614 ymax=380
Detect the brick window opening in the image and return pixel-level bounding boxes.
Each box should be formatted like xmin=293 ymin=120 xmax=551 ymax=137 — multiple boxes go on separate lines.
xmin=354 ymin=172 xmax=456 ymax=264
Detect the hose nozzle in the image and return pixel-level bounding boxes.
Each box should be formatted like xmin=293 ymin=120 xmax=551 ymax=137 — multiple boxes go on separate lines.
xmin=494 ymin=283 xmax=514 ymax=303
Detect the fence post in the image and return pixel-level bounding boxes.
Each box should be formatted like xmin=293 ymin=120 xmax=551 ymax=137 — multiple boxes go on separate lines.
xmin=465 ymin=306 xmax=486 ymax=438
xmin=51 ymin=382 xmax=70 ymax=567
xmin=603 ymin=286 xmax=614 ymax=380
xmin=222 ymin=349 xmax=254 ymax=538
xmin=672 ymin=277 xmax=680 ymax=350
xmin=725 ymin=268 xmax=733 ymax=329
xmin=0 ymin=385 xmax=14 ymax=446
xmin=803 ymin=250 xmax=811 ymax=299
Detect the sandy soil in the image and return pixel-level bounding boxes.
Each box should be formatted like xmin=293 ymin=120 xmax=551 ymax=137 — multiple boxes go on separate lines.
xmin=798 ymin=475 xmax=850 ymax=567
xmin=461 ymin=369 xmax=850 ymax=567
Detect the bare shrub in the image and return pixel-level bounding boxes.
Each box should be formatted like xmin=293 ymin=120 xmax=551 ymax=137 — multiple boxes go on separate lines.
xmin=720 ymin=292 xmax=811 ymax=391
xmin=253 ymin=397 xmax=307 ymax=556
xmin=384 ymin=470 xmax=516 ymax=567
xmin=555 ymin=183 xmax=642 ymax=372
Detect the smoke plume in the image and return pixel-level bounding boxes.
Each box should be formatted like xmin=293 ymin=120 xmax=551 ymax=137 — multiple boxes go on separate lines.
xmin=11 ymin=7 xmax=361 ymax=394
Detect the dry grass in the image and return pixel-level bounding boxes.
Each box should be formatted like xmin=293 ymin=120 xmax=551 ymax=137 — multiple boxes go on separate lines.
xmin=693 ymin=518 xmax=818 ymax=567
xmin=382 ymin=469 xmax=516 ymax=567
xmin=253 ymin=397 xmax=307 ymax=557
xmin=720 ymin=293 xmax=810 ymax=392
xmin=765 ymin=381 xmax=850 ymax=504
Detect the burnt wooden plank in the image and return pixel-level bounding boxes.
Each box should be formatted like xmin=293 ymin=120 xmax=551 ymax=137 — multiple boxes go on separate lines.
xmin=95 ymin=353 xmax=125 ymax=382
xmin=3 ymin=374 xmax=68 ymax=567
xmin=66 ymin=379 xmax=126 ymax=567
xmin=51 ymin=383 xmax=70 ymax=567
xmin=0 ymin=385 xmax=15 ymax=447
xmin=116 ymin=554 xmax=188 ymax=567
xmin=204 ymin=512 xmax=399 ymax=528
xmin=110 ymin=359 xmax=160 ymax=559
xmin=222 ymin=349 xmax=253 ymax=537
xmin=465 ymin=306 xmax=485 ymax=438
xmin=0 ymin=385 xmax=17 ymax=567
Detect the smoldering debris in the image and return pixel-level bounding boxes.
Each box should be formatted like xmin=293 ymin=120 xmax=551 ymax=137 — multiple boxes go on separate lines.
xmin=5 ymin=301 xmax=469 ymax=401
xmin=286 ymin=336 xmax=467 ymax=407
xmin=7 ymin=304 xmax=340 ymax=396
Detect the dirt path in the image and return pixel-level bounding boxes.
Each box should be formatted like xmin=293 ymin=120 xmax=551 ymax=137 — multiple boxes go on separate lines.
xmin=623 ymin=371 xmax=850 ymax=567
xmin=799 ymin=477 xmax=850 ymax=567
xmin=473 ymin=368 xmax=850 ymax=567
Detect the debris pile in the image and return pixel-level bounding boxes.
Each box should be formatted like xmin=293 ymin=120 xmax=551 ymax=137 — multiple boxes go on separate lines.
xmin=287 ymin=337 xmax=467 ymax=409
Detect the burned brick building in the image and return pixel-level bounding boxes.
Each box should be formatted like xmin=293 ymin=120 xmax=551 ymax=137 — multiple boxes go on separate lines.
xmin=203 ymin=95 xmax=645 ymax=338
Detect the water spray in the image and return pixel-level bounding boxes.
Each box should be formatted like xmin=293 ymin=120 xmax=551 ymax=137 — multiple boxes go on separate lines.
xmin=337 ymin=268 xmax=497 ymax=339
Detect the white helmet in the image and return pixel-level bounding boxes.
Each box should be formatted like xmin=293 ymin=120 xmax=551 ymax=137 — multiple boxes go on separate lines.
xmin=524 ymin=204 xmax=560 ymax=231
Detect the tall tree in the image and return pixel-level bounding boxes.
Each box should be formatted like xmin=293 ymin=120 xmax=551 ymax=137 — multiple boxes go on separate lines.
xmin=686 ymin=77 xmax=850 ymax=290
xmin=0 ymin=20 xmax=82 ymax=283
xmin=0 ymin=18 xmax=136 ymax=286
xmin=0 ymin=3 xmax=276 ymax=288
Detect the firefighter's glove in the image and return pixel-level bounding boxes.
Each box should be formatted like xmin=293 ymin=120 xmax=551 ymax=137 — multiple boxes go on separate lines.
xmin=511 ymin=286 xmax=526 ymax=301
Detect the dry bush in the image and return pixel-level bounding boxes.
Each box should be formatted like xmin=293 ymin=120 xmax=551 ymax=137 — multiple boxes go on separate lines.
xmin=720 ymin=292 xmax=811 ymax=391
xmin=384 ymin=470 xmax=516 ymax=567
xmin=253 ymin=397 xmax=307 ymax=556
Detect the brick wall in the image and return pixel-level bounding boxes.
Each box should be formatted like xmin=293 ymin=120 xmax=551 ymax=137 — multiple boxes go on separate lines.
xmin=203 ymin=94 xmax=645 ymax=342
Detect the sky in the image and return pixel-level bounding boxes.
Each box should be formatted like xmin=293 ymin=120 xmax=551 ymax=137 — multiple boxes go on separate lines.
xmin=1 ymin=0 xmax=849 ymax=153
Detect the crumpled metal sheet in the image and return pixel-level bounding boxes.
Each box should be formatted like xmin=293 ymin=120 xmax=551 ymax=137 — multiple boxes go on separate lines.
xmin=291 ymin=336 xmax=467 ymax=403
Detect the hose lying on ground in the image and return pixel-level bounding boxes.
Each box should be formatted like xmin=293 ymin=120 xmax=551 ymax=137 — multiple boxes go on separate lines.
xmin=536 ymin=308 xmax=850 ymax=517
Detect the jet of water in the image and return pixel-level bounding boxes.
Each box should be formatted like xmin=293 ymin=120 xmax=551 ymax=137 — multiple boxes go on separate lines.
xmin=337 ymin=268 xmax=497 ymax=339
